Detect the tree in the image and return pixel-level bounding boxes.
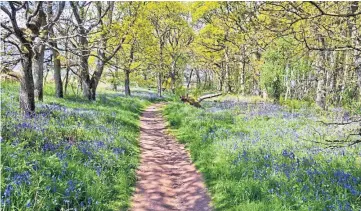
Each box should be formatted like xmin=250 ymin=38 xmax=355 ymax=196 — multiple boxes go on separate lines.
xmin=1 ymin=2 xmax=62 ymax=113
xmin=145 ymin=2 xmax=189 ymax=97
xmin=47 ymin=2 xmax=65 ymax=98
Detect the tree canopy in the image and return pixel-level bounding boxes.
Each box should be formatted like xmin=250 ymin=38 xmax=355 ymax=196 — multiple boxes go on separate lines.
xmin=1 ymin=1 xmax=361 ymax=113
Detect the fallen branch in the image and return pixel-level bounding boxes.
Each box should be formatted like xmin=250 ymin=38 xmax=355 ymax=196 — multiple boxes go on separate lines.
xmin=317 ymin=119 xmax=361 ymax=125
xmin=180 ymin=93 xmax=223 ymax=108
xmin=197 ymin=93 xmax=222 ymax=102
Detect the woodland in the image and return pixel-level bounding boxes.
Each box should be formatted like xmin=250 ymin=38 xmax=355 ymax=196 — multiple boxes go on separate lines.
xmin=1 ymin=1 xmax=361 ymax=211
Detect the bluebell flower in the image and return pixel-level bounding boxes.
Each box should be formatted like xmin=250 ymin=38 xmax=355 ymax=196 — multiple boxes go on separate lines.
xmin=4 ymin=184 xmax=13 ymax=197
xmin=113 ymin=147 xmax=124 ymax=155
xmin=96 ymin=166 xmax=102 ymax=176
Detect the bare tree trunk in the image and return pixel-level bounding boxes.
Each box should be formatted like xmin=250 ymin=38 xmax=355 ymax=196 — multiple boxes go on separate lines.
xmin=195 ymin=69 xmax=201 ymax=88
xmin=33 ymin=45 xmax=45 ymax=101
xmin=70 ymin=2 xmax=95 ymax=100
xmin=225 ymin=48 xmax=232 ymax=92
xmin=52 ymin=43 xmax=63 ymax=98
xmin=218 ymin=72 xmax=224 ymax=92
xmin=316 ymin=38 xmax=327 ymax=110
xmin=203 ymin=71 xmax=208 ymax=89
xmin=240 ymin=55 xmax=246 ymax=95
xmin=330 ymin=51 xmax=339 ymax=104
xmin=50 ymin=35 xmax=63 ymax=98
xmin=80 ymin=54 xmax=92 ymax=100
xmin=284 ymin=63 xmax=290 ymax=101
xmin=31 ymin=5 xmax=47 ymax=102
xmin=20 ymin=53 xmax=36 ymax=115
xmin=186 ymin=68 xmax=193 ymax=94
xmin=89 ymin=2 xmax=117 ymax=101
xmin=64 ymin=66 xmax=70 ymax=96
xmin=112 ymin=71 xmax=118 ymax=91
xmin=157 ymin=39 xmax=165 ymax=97
xmin=351 ymin=2 xmax=361 ymax=98
xmin=170 ymin=60 xmax=176 ymax=94
xmin=112 ymin=57 xmax=119 ymax=91
xmin=47 ymin=1 xmax=63 ymax=98
xmin=253 ymin=51 xmax=261 ymax=96
xmin=157 ymin=72 xmax=162 ymax=97
xmin=355 ymin=49 xmax=361 ymax=99
xmin=76 ymin=19 xmax=92 ymax=100
xmin=90 ymin=60 xmax=104 ymax=100
xmin=113 ymin=73 xmax=118 ymax=91
xmin=124 ymin=69 xmax=131 ymax=96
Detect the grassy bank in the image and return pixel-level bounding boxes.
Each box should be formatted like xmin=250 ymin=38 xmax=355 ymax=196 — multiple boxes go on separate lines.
xmin=164 ymin=101 xmax=361 ymax=211
xmin=1 ymin=82 xmax=151 ymax=210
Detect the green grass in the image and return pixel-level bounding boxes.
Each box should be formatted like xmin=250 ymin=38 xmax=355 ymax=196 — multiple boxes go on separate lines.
xmin=1 ymin=82 xmax=151 ymax=210
xmin=163 ymin=102 xmax=361 ymax=211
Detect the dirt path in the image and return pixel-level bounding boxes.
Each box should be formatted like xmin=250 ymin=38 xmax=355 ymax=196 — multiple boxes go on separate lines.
xmin=131 ymin=104 xmax=212 ymax=211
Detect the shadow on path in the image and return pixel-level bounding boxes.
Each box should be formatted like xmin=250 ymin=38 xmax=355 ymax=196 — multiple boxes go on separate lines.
xmin=131 ymin=104 xmax=212 ymax=211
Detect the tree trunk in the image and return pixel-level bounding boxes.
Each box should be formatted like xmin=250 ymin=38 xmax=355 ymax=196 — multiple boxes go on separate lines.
xmin=240 ymin=56 xmax=246 ymax=95
xmin=53 ymin=44 xmax=63 ymax=98
xmin=76 ymin=24 xmax=92 ymax=100
xmin=124 ymin=69 xmax=131 ymax=96
xmin=225 ymin=49 xmax=232 ymax=92
xmin=186 ymin=69 xmax=193 ymax=95
xmin=157 ymin=72 xmax=162 ymax=97
xmin=157 ymin=38 xmax=165 ymax=97
xmin=112 ymin=71 xmax=118 ymax=91
xmin=284 ymin=63 xmax=290 ymax=101
xmin=81 ymin=55 xmax=92 ymax=100
xmin=64 ymin=66 xmax=70 ymax=96
xmin=90 ymin=66 xmax=103 ymax=101
xmin=204 ymin=71 xmax=208 ymax=89
xmin=170 ymin=60 xmax=176 ymax=94
xmin=113 ymin=56 xmax=120 ymax=91
xmin=195 ymin=69 xmax=201 ymax=88
xmin=20 ymin=53 xmax=36 ymax=115
xmin=355 ymin=49 xmax=361 ymax=99
xmin=330 ymin=51 xmax=339 ymax=104
xmin=315 ymin=38 xmax=327 ymax=110
xmin=88 ymin=35 xmax=105 ymax=101
xmin=253 ymin=51 xmax=261 ymax=96
xmin=218 ymin=73 xmax=224 ymax=92
xmin=47 ymin=1 xmax=63 ymax=98
xmin=33 ymin=45 xmax=45 ymax=101
xmin=351 ymin=2 xmax=361 ymax=98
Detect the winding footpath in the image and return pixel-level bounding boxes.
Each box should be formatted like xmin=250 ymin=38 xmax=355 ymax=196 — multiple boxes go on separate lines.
xmin=131 ymin=104 xmax=212 ymax=211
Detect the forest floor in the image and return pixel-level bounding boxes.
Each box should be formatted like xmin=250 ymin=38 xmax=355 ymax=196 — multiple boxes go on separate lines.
xmin=131 ymin=103 xmax=212 ymax=211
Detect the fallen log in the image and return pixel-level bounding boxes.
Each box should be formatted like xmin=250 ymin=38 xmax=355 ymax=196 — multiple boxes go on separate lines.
xmin=197 ymin=93 xmax=222 ymax=102
xmin=180 ymin=93 xmax=222 ymax=108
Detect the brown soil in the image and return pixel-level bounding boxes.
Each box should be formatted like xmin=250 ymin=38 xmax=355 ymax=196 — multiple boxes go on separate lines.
xmin=131 ymin=103 xmax=212 ymax=211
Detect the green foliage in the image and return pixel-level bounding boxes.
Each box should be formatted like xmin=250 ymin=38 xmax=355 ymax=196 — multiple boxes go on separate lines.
xmin=164 ymin=102 xmax=361 ymax=211
xmin=260 ymin=38 xmax=312 ymax=101
xmin=279 ymin=98 xmax=313 ymax=111
xmin=1 ymin=82 xmax=150 ymax=210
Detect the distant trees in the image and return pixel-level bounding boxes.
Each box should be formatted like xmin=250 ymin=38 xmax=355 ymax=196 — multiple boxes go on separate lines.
xmin=1 ymin=1 xmax=360 ymax=113
xmin=257 ymin=2 xmax=361 ymax=108
xmin=190 ymin=1 xmax=360 ymax=109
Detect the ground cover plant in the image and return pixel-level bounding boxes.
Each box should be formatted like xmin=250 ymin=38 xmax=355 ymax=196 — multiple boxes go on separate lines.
xmin=1 ymin=82 xmax=151 ymax=210
xmin=2 ymin=1 xmax=361 ymax=211
xmin=164 ymin=98 xmax=361 ymax=211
